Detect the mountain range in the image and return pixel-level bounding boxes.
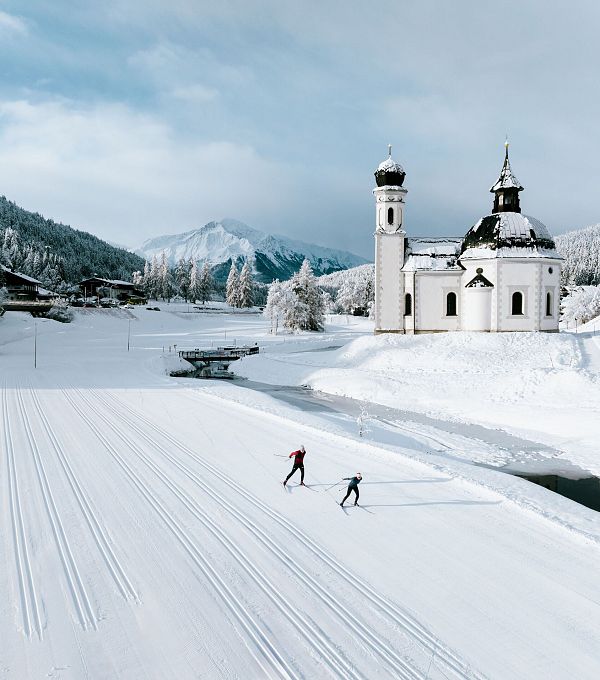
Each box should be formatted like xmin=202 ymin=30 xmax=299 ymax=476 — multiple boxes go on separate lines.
xmin=135 ymin=219 xmax=369 ymax=283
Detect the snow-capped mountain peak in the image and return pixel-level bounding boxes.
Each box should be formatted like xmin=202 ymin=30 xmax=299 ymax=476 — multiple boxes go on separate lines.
xmin=135 ymin=219 xmax=369 ymax=282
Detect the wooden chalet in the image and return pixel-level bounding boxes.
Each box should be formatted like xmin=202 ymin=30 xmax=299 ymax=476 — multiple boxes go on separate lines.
xmin=79 ymin=276 xmax=146 ymax=303
xmin=1 ymin=264 xmax=43 ymax=301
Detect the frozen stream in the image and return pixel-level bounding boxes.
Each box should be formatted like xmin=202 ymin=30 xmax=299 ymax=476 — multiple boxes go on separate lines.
xmin=234 ymin=379 xmax=600 ymax=512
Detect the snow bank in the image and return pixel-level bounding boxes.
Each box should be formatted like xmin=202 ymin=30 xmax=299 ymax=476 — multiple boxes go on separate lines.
xmin=234 ymin=331 xmax=600 ymax=474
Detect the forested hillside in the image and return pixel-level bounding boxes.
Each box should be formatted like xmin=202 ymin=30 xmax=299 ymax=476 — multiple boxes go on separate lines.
xmin=0 ymin=196 xmax=144 ymax=286
xmin=556 ymin=224 xmax=600 ymax=285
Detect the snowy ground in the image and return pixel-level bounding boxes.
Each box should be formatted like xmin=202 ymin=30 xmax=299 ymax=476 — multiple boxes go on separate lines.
xmin=1 ymin=306 xmax=600 ymax=679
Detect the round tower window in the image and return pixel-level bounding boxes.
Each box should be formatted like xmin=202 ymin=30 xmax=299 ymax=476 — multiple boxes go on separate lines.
xmin=548 ymin=267 xmax=553 ymax=274
xmin=476 ymin=267 xmax=483 ymax=274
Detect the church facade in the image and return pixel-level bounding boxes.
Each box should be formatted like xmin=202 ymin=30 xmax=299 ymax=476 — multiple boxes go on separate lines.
xmin=374 ymin=144 xmax=562 ymax=334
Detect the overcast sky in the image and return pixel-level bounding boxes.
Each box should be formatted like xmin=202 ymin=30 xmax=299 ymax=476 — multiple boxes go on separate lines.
xmin=0 ymin=1 xmax=599 ymax=258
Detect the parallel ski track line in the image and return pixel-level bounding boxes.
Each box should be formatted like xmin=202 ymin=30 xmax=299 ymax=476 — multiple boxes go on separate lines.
xmin=2 ymin=384 xmax=43 ymax=639
xmin=27 ymin=388 xmax=138 ymax=602
xmin=59 ymin=390 xmax=298 ymax=680
xmin=15 ymin=387 xmax=98 ymax=632
xmin=102 ymin=388 xmax=484 ymax=680
xmin=68 ymin=390 xmax=364 ymax=680
xmin=83 ymin=389 xmax=423 ymax=680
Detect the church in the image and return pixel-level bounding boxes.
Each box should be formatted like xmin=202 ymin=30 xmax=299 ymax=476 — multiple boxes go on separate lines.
xmin=373 ymin=143 xmax=562 ymax=334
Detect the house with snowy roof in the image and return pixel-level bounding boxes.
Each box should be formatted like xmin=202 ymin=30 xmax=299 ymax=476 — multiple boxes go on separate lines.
xmin=373 ymin=143 xmax=562 ymax=333
xmin=0 ymin=264 xmax=43 ymax=301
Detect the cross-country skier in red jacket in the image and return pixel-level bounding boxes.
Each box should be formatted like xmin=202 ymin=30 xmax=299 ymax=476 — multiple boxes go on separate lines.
xmin=283 ymin=445 xmax=306 ymax=486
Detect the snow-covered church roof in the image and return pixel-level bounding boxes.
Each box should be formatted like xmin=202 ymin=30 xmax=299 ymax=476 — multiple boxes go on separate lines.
xmin=374 ymin=145 xmax=406 ymax=188
xmin=460 ymin=213 xmax=561 ymax=260
xmin=402 ymin=237 xmax=463 ymax=271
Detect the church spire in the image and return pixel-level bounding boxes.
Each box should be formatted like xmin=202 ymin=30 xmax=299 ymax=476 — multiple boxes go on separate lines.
xmin=490 ymin=140 xmax=524 ymax=214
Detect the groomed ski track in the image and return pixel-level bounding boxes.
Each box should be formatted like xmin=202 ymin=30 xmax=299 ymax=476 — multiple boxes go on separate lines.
xmin=1 ymin=310 xmax=600 ymax=679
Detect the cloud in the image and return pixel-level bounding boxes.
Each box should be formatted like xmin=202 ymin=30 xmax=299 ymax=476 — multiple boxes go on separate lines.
xmin=0 ymin=97 xmax=295 ymax=247
xmin=0 ymin=10 xmax=27 ymax=35
xmin=170 ymin=84 xmax=219 ymax=103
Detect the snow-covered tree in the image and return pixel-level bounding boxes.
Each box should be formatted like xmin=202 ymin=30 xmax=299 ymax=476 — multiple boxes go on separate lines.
xmin=226 ymin=261 xmax=240 ymax=307
xmin=198 ymin=262 xmax=214 ymax=304
xmin=556 ymin=224 xmax=600 ymax=286
xmin=158 ymin=252 xmax=174 ymax=301
xmin=264 ymin=279 xmax=295 ymax=332
xmin=317 ymin=264 xmax=375 ymax=315
xmin=146 ymin=255 xmax=160 ymax=300
xmin=561 ymin=286 xmax=600 ymax=325
xmin=174 ymin=257 xmax=192 ymax=301
xmin=46 ymin=298 xmax=73 ymax=323
xmin=289 ymin=259 xmax=324 ymax=331
xmin=238 ymin=261 xmax=254 ymax=308
xmin=188 ymin=261 xmax=200 ymax=302
xmin=264 ymin=260 xmax=324 ymax=332
xmin=132 ymin=270 xmax=144 ymax=287
xmin=1 ymin=227 xmax=20 ymax=269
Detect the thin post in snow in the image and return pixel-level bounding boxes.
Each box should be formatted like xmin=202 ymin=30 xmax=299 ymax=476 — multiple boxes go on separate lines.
xmin=34 ymin=320 xmax=37 ymax=369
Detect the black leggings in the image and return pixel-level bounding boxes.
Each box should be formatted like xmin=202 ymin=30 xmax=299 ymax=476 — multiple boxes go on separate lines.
xmin=341 ymin=485 xmax=359 ymax=504
xmin=285 ymin=463 xmax=304 ymax=483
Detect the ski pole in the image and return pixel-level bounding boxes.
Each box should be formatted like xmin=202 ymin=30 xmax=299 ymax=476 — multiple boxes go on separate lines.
xmin=273 ymin=454 xmax=288 ymax=458
xmin=324 ymin=479 xmax=344 ymax=492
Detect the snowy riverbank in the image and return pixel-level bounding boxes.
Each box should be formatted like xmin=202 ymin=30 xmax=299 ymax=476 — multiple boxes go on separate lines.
xmin=233 ymin=323 xmax=600 ymax=477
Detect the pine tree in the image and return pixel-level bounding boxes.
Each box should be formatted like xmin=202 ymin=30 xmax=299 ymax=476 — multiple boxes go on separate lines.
xmin=226 ymin=261 xmax=240 ymax=307
xmin=174 ymin=257 xmax=192 ymax=301
xmin=289 ymin=259 xmax=324 ymax=331
xmin=238 ymin=261 xmax=254 ymax=308
xmin=199 ymin=262 xmax=214 ymax=304
xmin=1 ymin=227 xmax=20 ymax=269
xmin=148 ymin=255 xmax=160 ymax=300
xmin=189 ymin=260 xmax=201 ymax=302
xmin=159 ymin=252 xmax=174 ymax=301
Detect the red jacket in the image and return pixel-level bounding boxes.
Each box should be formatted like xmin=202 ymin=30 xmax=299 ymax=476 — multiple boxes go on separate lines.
xmin=289 ymin=449 xmax=305 ymax=464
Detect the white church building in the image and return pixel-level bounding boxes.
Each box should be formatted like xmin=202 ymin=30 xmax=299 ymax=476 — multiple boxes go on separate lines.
xmin=374 ymin=143 xmax=562 ymax=334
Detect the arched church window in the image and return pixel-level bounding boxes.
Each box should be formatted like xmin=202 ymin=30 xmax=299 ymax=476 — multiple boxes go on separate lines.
xmin=512 ymin=291 xmax=524 ymax=315
xmin=546 ymin=291 xmax=552 ymax=317
xmin=387 ymin=207 xmax=394 ymax=225
xmin=446 ymin=292 xmax=457 ymax=317
xmin=404 ymin=293 xmax=412 ymax=316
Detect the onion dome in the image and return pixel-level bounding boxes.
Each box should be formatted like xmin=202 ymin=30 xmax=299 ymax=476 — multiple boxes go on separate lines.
xmin=460 ymin=212 xmax=557 ymax=258
xmin=490 ymin=140 xmax=524 ymax=213
xmin=374 ymin=145 xmax=406 ymax=187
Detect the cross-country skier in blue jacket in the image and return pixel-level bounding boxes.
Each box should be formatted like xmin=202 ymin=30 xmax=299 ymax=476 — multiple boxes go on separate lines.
xmin=340 ymin=473 xmax=362 ymax=506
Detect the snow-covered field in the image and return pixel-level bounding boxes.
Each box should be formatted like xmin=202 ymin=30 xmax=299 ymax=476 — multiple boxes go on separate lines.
xmin=1 ymin=306 xmax=600 ymax=679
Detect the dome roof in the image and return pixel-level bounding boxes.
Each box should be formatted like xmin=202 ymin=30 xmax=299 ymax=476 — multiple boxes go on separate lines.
xmin=460 ymin=212 xmax=558 ymax=259
xmin=374 ymin=146 xmax=406 ymax=187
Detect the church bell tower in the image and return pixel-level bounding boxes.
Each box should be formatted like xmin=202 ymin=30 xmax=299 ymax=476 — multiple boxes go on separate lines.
xmin=374 ymin=146 xmax=408 ymax=333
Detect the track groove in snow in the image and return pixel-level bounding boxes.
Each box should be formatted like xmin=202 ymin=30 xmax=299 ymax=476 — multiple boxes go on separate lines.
xmin=25 ymin=387 xmax=139 ymax=603
xmin=84 ymin=387 xmax=422 ymax=680
xmin=96 ymin=387 xmax=482 ymax=680
xmin=60 ymin=388 xmax=297 ymax=680
xmin=2 ymin=384 xmax=44 ymax=640
xmin=15 ymin=386 xmax=98 ymax=631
